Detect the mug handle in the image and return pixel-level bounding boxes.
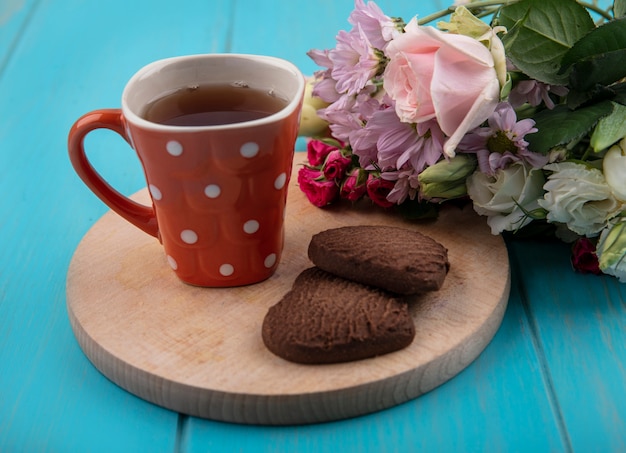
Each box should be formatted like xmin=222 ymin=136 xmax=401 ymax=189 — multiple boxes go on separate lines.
xmin=68 ymin=109 xmax=159 ymax=239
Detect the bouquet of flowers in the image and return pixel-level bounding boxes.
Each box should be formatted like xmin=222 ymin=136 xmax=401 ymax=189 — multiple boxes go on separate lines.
xmin=297 ymin=0 xmax=626 ymax=281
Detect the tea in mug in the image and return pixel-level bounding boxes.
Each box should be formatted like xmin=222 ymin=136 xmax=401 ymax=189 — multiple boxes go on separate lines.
xmin=142 ymin=83 xmax=288 ymax=127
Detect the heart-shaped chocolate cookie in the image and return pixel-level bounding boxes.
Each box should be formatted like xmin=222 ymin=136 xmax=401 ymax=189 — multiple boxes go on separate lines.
xmin=308 ymin=225 xmax=449 ymax=295
xmin=262 ymin=267 xmax=415 ymax=364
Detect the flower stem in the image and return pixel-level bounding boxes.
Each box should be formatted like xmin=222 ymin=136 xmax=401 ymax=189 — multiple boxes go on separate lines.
xmin=473 ymin=6 xmax=506 ymax=19
xmin=417 ymin=0 xmax=612 ymax=26
xmin=417 ymin=0 xmax=517 ymax=25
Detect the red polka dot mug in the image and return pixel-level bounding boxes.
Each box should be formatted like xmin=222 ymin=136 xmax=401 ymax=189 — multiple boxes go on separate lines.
xmin=68 ymin=54 xmax=305 ymax=287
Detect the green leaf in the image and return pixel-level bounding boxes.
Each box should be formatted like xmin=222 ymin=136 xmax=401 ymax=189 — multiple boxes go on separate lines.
xmin=566 ymin=84 xmax=616 ymax=110
xmin=496 ymin=0 xmax=595 ymax=85
xmin=612 ymin=82 xmax=626 ymax=104
xmin=615 ymin=0 xmax=626 ymax=19
xmin=526 ymin=101 xmax=614 ymax=153
xmin=590 ymin=102 xmax=626 ymax=151
xmin=569 ymin=50 xmax=626 ymax=91
xmin=560 ymin=18 xmax=626 ymax=90
xmin=561 ymin=18 xmax=626 ymax=69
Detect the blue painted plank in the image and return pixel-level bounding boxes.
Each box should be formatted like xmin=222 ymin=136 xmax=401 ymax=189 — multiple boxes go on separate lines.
xmin=0 ymin=0 xmax=233 ymax=450
xmin=509 ymin=241 xmax=626 ymax=453
xmin=1 ymin=0 xmax=623 ymax=451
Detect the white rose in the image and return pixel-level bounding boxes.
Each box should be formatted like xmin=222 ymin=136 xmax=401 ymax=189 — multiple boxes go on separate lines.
xmin=538 ymin=162 xmax=623 ymax=237
xmin=597 ymin=221 xmax=626 ymax=281
xmin=467 ymin=161 xmax=545 ymax=234
xmin=602 ymin=138 xmax=626 ymax=201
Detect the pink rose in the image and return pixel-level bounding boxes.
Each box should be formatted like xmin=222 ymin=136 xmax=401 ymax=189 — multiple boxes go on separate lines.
xmin=340 ymin=168 xmax=367 ymax=201
xmin=298 ymin=166 xmax=339 ymax=207
xmin=323 ymin=150 xmax=352 ymax=180
xmin=366 ymin=174 xmax=395 ymax=208
xmin=383 ymin=18 xmax=500 ymax=157
xmin=306 ymin=139 xmax=337 ymax=167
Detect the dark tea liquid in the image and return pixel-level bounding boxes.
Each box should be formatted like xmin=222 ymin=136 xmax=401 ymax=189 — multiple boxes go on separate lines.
xmin=142 ymin=83 xmax=288 ymax=126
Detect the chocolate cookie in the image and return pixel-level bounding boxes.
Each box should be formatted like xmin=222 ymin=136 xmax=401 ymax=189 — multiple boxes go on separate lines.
xmin=308 ymin=225 xmax=449 ymax=295
xmin=262 ymin=267 xmax=415 ymax=364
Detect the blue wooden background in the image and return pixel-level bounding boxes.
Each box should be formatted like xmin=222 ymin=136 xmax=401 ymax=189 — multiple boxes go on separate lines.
xmin=1 ymin=0 xmax=624 ymax=452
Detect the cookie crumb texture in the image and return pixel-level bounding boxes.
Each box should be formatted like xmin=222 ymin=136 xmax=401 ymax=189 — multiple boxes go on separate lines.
xmin=262 ymin=267 xmax=415 ymax=364
xmin=308 ymin=225 xmax=449 ymax=295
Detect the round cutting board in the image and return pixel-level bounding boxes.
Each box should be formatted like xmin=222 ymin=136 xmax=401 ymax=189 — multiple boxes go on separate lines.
xmin=66 ymin=153 xmax=510 ymax=425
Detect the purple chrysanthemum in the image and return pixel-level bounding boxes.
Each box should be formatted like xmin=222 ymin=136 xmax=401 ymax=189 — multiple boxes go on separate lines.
xmin=318 ymin=87 xmax=382 ymax=145
xmin=381 ymin=168 xmax=420 ymax=204
xmin=307 ymin=48 xmax=333 ymax=70
xmin=311 ymin=76 xmax=342 ymax=104
xmin=349 ymin=0 xmax=401 ymax=50
xmin=458 ymin=102 xmax=546 ymax=175
xmin=306 ymin=49 xmax=342 ymax=104
xmin=321 ymin=103 xmax=364 ymax=145
xmin=329 ymin=24 xmax=382 ymax=96
xmin=352 ymin=108 xmax=444 ymax=173
xmin=508 ymin=79 xmax=568 ymax=110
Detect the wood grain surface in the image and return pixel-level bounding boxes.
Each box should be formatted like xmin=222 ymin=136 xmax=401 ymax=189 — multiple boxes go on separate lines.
xmin=65 ymin=153 xmax=510 ymax=425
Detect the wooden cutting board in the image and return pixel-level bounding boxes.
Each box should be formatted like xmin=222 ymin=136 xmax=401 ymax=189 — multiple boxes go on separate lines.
xmin=66 ymin=153 xmax=510 ymax=425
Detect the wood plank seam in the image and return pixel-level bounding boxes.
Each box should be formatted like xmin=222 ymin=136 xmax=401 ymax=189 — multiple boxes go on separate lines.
xmin=223 ymin=3 xmax=236 ymax=53
xmin=510 ymin=251 xmax=573 ymax=453
xmin=0 ymin=0 xmax=41 ymax=79
xmin=174 ymin=414 xmax=188 ymax=453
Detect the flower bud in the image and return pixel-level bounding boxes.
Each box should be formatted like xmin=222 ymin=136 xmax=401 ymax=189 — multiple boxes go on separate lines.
xmin=340 ymin=168 xmax=367 ymax=201
xmin=323 ymin=150 xmax=352 ymax=180
xmin=438 ymin=6 xmax=491 ymax=39
xmin=297 ymin=166 xmax=339 ymax=207
xmin=298 ymin=79 xmax=329 ymax=137
xmin=307 ymin=139 xmax=338 ymax=167
xmin=366 ymin=174 xmax=395 ymax=208
xmin=418 ymin=155 xmax=476 ymax=199
xmin=603 ymin=138 xmax=626 ymax=201
xmin=597 ymin=220 xmax=626 ymax=282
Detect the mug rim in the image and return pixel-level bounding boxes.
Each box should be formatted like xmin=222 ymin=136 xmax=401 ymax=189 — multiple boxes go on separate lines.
xmin=121 ymin=53 xmax=305 ymax=132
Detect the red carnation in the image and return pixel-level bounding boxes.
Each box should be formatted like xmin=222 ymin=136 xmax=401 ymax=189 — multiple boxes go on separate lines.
xmin=366 ymin=174 xmax=395 ymax=208
xmin=323 ymin=150 xmax=352 ymax=181
xmin=340 ymin=168 xmax=367 ymax=201
xmin=571 ymin=237 xmax=602 ymax=275
xmin=306 ymin=139 xmax=337 ymax=167
xmin=298 ymin=166 xmax=339 ymax=207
